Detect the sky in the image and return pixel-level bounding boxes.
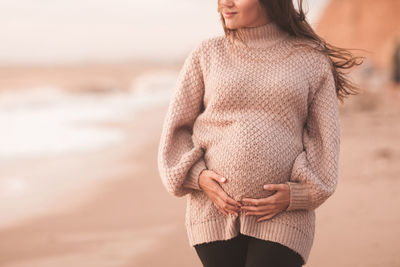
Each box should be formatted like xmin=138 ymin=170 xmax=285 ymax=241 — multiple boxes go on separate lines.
xmin=0 ymin=0 xmax=331 ymax=65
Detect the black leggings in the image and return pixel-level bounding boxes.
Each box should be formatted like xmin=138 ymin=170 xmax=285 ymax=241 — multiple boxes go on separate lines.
xmin=194 ymin=233 xmax=304 ymax=267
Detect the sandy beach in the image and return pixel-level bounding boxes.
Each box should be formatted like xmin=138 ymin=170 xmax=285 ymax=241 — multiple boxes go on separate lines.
xmin=0 ymin=64 xmax=400 ymax=266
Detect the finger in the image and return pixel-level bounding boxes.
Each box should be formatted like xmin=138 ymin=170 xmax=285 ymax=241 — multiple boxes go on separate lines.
xmin=215 ymin=191 xmax=240 ymax=216
xmin=242 ymin=196 xmax=275 ymax=206
xmin=219 ymin=208 xmax=229 ymax=216
xmin=214 ymin=184 xmax=241 ymax=209
xmin=210 ymin=172 xmax=227 ymax=184
xmin=241 ymin=205 xmax=269 ymax=212
xmin=221 ymin=202 xmax=240 ymax=215
xmin=214 ymin=203 xmax=229 ymax=216
xmin=217 ymin=198 xmax=239 ymax=215
xmin=221 ymin=201 xmax=240 ymax=212
xmin=226 ymin=209 xmax=239 ymax=216
xmin=257 ymin=212 xmax=277 ymax=222
xmin=220 ymin=208 xmax=229 ymax=216
xmin=263 ymin=183 xmax=285 ymax=191
xmin=223 ymin=194 xmax=242 ymax=208
xmin=242 ymin=197 xmax=272 ymax=206
xmin=241 ymin=198 xmax=260 ymax=206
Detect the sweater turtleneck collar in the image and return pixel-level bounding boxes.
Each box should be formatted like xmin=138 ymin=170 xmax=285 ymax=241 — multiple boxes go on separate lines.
xmin=233 ymin=20 xmax=290 ymax=49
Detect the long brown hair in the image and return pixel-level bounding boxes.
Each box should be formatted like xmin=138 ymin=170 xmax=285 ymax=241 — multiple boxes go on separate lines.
xmin=218 ymin=0 xmax=365 ymax=103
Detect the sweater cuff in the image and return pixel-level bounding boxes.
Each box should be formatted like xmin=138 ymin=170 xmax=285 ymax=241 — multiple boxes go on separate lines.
xmin=182 ymin=158 xmax=207 ymax=191
xmin=285 ymin=182 xmax=310 ymax=211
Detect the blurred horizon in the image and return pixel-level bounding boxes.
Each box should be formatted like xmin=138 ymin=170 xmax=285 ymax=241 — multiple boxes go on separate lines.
xmin=0 ymin=0 xmax=330 ymax=65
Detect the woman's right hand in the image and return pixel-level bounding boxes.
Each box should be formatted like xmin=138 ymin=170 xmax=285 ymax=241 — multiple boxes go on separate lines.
xmin=198 ymin=170 xmax=242 ymax=217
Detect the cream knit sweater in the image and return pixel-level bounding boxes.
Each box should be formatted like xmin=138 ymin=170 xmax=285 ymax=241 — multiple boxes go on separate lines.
xmin=157 ymin=21 xmax=340 ymax=264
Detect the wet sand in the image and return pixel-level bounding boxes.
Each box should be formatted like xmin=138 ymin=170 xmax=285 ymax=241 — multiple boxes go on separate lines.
xmin=1 ymin=77 xmax=400 ymax=266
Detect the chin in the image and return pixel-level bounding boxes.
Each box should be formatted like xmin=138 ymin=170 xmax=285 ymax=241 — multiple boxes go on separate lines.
xmin=225 ymin=23 xmax=238 ymax=30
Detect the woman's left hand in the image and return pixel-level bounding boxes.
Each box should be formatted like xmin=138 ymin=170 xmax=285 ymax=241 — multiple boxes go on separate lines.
xmin=240 ymin=183 xmax=291 ymax=223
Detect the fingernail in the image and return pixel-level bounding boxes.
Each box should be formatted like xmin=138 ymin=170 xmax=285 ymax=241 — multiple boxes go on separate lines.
xmin=221 ymin=177 xmax=226 ymax=182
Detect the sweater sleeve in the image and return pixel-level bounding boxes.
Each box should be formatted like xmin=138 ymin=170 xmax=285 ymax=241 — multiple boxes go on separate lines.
xmin=157 ymin=44 xmax=208 ymax=197
xmin=285 ymin=56 xmax=341 ymax=211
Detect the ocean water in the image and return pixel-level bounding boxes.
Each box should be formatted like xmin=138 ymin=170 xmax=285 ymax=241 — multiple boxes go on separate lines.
xmin=0 ymin=70 xmax=177 ymax=162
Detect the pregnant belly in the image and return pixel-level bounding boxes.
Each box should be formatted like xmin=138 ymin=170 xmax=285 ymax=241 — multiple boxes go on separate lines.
xmin=204 ymin=133 xmax=300 ymax=201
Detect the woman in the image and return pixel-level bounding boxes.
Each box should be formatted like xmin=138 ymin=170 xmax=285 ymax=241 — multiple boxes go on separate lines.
xmin=157 ymin=0 xmax=363 ymax=266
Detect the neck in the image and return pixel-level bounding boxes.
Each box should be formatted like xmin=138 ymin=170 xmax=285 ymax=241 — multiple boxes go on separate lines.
xmin=233 ymin=20 xmax=290 ymax=49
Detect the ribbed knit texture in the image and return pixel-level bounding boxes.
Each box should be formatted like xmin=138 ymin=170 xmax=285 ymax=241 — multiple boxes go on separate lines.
xmin=157 ymin=20 xmax=340 ymax=264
